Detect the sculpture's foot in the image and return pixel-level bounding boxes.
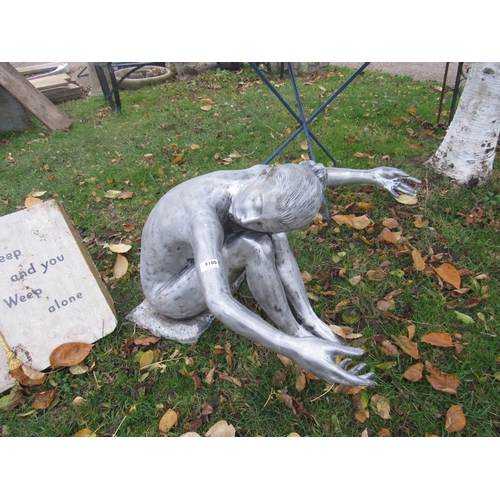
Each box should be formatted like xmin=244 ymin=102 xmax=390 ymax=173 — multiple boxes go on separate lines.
xmin=126 ymin=300 xmax=215 ymax=344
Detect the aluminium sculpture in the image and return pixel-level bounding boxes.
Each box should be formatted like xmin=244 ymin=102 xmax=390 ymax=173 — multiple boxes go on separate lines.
xmin=136 ymin=161 xmax=420 ymax=386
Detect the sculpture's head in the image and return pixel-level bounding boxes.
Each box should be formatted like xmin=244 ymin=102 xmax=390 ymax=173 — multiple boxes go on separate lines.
xmin=229 ymin=162 xmax=326 ymax=233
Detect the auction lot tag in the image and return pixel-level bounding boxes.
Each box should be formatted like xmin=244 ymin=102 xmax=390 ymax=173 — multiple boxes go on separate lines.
xmin=0 ymin=200 xmax=116 ymax=392
xmin=200 ymin=259 xmax=219 ymax=272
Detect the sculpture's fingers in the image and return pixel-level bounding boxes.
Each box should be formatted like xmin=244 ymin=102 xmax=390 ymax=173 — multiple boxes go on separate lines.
xmin=329 ymin=363 xmax=377 ymax=386
xmin=338 ymin=358 xmax=352 ymax=369
xmin=348 ymin=362 xmax=366 ymax=375
xmin=331 ymin=345 xmax=364 ymax=357
xmin=403 ymin=175 xmax=422 ymax=184
xmin=397 ymin=183 xmax=418 ymax=196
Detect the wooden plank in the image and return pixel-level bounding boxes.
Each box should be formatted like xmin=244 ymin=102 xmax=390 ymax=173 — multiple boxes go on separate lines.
xmin=43 ymin=85 xmax=84 ymax=103
xmin=0 ymin=62 xmax=72 ymax=131
xmin=15 ymin=63 xmax=63 ymax=75
xmin=30 ymin=74 xmax=72 ymax=90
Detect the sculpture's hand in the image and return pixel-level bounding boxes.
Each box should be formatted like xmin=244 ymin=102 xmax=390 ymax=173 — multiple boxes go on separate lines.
xmin=371 ymin=167 xmax=421 ymax=198
xmin=292 ymin=337 xmax=377 ymax=386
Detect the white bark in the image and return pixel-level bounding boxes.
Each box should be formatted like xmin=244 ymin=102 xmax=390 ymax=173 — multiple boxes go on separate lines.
xmin=426 ymin=62 xmax=500 ymax=186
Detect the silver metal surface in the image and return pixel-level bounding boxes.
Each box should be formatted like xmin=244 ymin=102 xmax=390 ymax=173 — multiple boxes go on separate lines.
xmin=134 ymin=161 xmax=420 ymax=386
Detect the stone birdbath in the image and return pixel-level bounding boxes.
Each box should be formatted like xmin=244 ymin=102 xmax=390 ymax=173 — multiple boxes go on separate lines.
xmin=114 ymin=65 xmax=173 ymax=90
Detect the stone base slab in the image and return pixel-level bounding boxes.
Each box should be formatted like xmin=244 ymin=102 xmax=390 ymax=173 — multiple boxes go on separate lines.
xmin=126 ymin=300 xmax=215 ymax=345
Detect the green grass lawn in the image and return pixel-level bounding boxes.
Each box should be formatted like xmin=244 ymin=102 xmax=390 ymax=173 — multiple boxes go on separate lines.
xmin=1 ymin=64 xmax=499 ymax=437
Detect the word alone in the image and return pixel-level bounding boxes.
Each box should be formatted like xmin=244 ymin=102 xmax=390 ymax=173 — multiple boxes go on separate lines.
xmin=48 ymin=292 xmax=83 ymax=313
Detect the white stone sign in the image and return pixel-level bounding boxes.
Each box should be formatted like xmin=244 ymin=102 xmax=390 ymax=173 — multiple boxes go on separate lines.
xmin=0 ymin=200 xmax=117 ymax=392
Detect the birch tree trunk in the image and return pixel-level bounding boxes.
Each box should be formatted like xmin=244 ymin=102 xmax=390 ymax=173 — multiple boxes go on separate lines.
xmin=426 ymin=62 xmax=500 ymax=187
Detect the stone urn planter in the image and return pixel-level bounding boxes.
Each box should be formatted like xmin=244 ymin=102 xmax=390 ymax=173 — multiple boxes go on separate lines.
xmin=114 ymin=65 xmax=173 ymax=90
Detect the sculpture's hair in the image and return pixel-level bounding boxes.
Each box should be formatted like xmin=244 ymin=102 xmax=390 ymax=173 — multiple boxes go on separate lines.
xmin=265 ymin=162 xmax=326 ymax=230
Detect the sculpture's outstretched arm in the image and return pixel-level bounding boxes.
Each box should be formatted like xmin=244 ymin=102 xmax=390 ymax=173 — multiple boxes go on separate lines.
xmin=190 ymin=215 xmax=376 ymax=386
xmin=326 ymin=166 xmax=421 ymax=198
xmin=270 ymin=232 xmax=344 ymax=343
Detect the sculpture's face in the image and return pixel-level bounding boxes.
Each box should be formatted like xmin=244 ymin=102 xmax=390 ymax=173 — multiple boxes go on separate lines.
xmin=229 ymin=176 xmax=286 ymax=233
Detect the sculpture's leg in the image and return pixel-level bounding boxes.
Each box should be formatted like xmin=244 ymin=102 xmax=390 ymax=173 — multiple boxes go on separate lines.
xmin=270 ymin=233 xmax=344 ymax=343
xmin=223 ymin=232 xmax=313 ymax=338
xmin=146 ymin=264 xmax=209 ymax=320
xmin=144 ymin=231 xmax=311 ymax=338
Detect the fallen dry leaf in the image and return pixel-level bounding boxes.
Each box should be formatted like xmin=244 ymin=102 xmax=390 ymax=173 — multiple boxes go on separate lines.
xmin=450 ymin=287 xmax=471 ymax=298
xmin=370 ymin=394 xmax=391 ymax=420
xmin=32 ymin=389 xmax=56 ymax=410
xmin=159 ymin=408 xmax=178 ymax=434
xmin=354 ymin=151 xmax=375 ymax=159
xmin=122 ymin=224 xmax=135 ymax=232
xmin=445 ymin=404 xmax=466 ymax=432
xmin=351 ymin=215 xmax=372 ymax=230
xmin=214 ymin=345 xmax=225 ymax=355
xmin=349 ymin=275 xmax=363 ymax=286
xmin=412 ymin=249 xmax=426 ymax=272
xmin=434 ymin=263 xmax=461 ymax=289
xmin=454 ymin=311 xmax=474 ymax=324
xmin=332 ymin=214 xmax=356 ymax=227
xmin=295 ymin=370 xmax=307 ymax=392
xmin=205 ymin=420 xmax=236 ymax=437
xmin=69 ymin=363 xmax=89 ymax=375
xmin=366 ymin=269 xmax=386 ymax=281
xmin=139 ymin=350 xmax=157 ymax=370
xmin=29 ymin=190 xmax=47 ymax=198
xmin=407 ymin=324 xmax=416 ymax=340
xmin=104 ymin=190 xmax=122 ymax=199
xmin=133 ymin=336 xmax=160 ymax=346
xmin=383 ymin=288 xmax=404 ymax=302
xmin=421 ymin=332 xmax=454 ymax=348
xmin=379 ymin=227 xmax=399 ymax=245
xmin=218 ymin=371 xmax=242 ymax=387
xmin=380 ymin=340 xmax=399 ymax=357
xmin=354 ymin=409 xmax=370 ymax=423
xmin=414 ymin=217 xmax=429 ymax=228
xmin=109 ymin=243 xmax=131 ymax=253
xmin=395 ymin=194 xmax=418 ymax=205
xmin=356 ymin=202 xmax=373 ymax=211
xmin=382 ymin=218 xmax=399 ymax=229
xmin=301 ymin=270 xmax=313 ymax=283
xmin=377 ymin=299 xmax=394 ymax=311
xmin=425 ymin=361 xmax=461 ymax=394
xmin=277 ymin=354 xmax=294 ymax=367
xmin=394 ymin=335 xmax=419 ymax=360
xmin=474 ymin=273 xmax=489 ymax=281
xmin=25 ymin=196 xmax=43 ymax=208
xmin=379 ymin=428 xmax=391 ymax=437
xmin=334 ymin=299 xmax=351 ymax=313
xmin=9 ymin=364 xmax=47 ymax=386
xmin=403 ymin=363 xmax=424 ymax=382
xmin=277 ymin=388 xmax=303 ymax=415
xmin=74 ymin=428 xmax=97 ymax=437
xmin=49 ymin=342 xmax=93 ymax=368
xmin=0 ymin=386 xmax=25 ymax=411
xmin=204 ymin=366 xmax=216 ymax=384
xmin=114 ymin=254 xmax=128 ymax=279
xmin=117 ymin=191 xmax=134 ymax=199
